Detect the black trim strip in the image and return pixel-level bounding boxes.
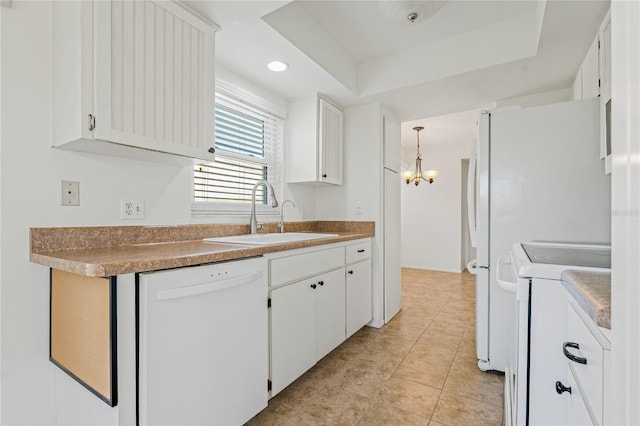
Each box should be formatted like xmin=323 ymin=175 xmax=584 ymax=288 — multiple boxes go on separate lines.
xmin=525 ymin=279 xmax=532 ymax=425
xmin=135 ymin=273 xmax=140 ymax=426
xmin=109 ymin=276 xmax=119 ymax=407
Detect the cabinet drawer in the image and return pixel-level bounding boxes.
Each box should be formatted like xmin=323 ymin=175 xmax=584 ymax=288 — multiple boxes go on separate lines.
xmin=566 ymin=304 xmax=604 ymax=423
xmin=270 ymin=247 xmax=344 ymax=286
xmin=346 ymin=240 xmax=371 ymax=264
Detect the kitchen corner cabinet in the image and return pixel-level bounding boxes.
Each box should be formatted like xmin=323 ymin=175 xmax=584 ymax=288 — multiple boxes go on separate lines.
xmin=345 ymin=241 xmax=372 ymax=338
xmin=51 ymin=1 xmax=219 ymax=165
xmin=286 ymin=95 xmax=343 ymax=185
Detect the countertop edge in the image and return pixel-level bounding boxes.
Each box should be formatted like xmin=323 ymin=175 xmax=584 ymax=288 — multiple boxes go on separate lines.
xmin=561 ymin=270 xmax=611 ymax=330
xmin=31 ymin=232 xmax=372 ymax=277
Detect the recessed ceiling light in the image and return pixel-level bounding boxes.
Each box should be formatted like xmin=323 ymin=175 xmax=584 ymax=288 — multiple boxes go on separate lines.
xmin=267 ymin=61 xmax=288 ymax=72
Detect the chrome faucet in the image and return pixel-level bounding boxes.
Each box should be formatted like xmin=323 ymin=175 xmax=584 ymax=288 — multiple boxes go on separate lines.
xmin=250 ymin=181 xmax=279 ymax=234
xmin=278 ymin=200 xmax=296 ymax=233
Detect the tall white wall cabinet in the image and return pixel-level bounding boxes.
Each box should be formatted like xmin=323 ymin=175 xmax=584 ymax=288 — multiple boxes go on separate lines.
xmin=572 ymin=9 xmax=611 ymax=174
xmin=315 ymin=103 xmax=401 ymax=327
xmin=52 ymin=1 xmax=219 ymax=164
xmin=286 ymin=94 xmax=344 ymax=185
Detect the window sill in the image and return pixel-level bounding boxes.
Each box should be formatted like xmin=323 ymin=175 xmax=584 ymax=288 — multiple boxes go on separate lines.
xmin=191 ymin=202 xmax=280 ymax=217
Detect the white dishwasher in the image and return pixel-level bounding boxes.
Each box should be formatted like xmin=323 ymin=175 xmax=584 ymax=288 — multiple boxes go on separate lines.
xmin=138 ymin=257 xmax=268 ymax=426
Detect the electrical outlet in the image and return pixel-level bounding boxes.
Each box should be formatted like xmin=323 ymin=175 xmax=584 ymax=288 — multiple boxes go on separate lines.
xmin=355 ymin=201 xmax=363 ymax=215
xmin=120 ymin=199 xmax=145 ymax=219
xmin=61 ymin=181 xmax=80 ymax=206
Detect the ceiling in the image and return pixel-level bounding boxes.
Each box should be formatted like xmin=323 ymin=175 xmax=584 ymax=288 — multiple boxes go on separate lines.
xmin=184 ymin=0 xmax=609 ymax=150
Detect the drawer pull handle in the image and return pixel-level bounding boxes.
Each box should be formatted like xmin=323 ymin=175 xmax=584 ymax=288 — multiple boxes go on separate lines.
xmin=357 ymin=249 xmax=365 ymax=253
xmin=555 ymin=381 xmax=572 ymax=395
xmin=563 ymin=342 xmax=587 ymax=364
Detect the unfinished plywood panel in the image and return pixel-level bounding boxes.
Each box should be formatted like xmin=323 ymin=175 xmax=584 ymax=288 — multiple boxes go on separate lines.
xmin=50 ymin=269 xmax=117 ymax=406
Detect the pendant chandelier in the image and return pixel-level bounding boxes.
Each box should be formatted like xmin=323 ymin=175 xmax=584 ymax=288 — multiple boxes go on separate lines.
xmin=403 ymin=126 xmax=439 ymax=185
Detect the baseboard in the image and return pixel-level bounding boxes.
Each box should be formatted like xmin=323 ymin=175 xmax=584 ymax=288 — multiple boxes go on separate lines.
xmin=400 ymin=264 xmax=463 ymax=274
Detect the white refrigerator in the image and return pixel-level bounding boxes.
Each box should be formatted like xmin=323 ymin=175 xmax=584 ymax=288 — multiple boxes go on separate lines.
xmin=468 ymin=98 xmax=611 ymax=372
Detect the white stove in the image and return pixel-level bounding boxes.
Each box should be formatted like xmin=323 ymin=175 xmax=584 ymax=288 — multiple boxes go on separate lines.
xmin=499 ymin=241 xmax=611 ymax=425
xmin=514 ymin=241 xmax=611 ymax=278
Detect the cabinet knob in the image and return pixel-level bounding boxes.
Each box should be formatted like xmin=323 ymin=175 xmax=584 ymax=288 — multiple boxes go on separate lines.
xmin=322 ymin=173 xmax=327 ymax=178
xmin=555 ymin=381 xmax=572 ymax=395
xmin=310 ymin=283 xmax=317 ymax=289
xmin=318 ymin=281 xmax=324 ymax=286
xmin=348 ymin=270 xmax=354 ymax=275
xmin=563 ymin=342 xmax=587 ymax=364
xmin=208 ymin=147 xmax=216 ymax=154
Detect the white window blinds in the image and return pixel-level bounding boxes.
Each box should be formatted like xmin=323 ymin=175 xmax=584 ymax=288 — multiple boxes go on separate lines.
xmin=193 ymin=82 xmax=284 ymax=213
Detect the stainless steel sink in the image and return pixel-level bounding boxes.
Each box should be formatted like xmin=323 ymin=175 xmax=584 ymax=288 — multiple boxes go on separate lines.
xmin=203 ymin=232 xmax=339 ymax=245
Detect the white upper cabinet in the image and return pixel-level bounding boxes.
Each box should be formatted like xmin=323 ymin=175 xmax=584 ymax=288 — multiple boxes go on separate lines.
xmin=52 ymin=1 xmax=219 ymax=165
xmin=582 ymin=39 xmax=600 ymax=100
xmin=598 ymin=10 xmax=611 ymax=174
xmin=286 ymin=95 xmax=343 ymax=185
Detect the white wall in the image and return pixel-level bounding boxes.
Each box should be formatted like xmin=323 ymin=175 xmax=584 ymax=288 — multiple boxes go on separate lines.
xmin=401 ymin=143 xmax=472 ymax=272
xmin=0 ymin=3 xmax=314 ymax=424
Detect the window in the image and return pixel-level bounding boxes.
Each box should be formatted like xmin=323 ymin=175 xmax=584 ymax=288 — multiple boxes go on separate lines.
xmin=193 ymin=81 xmax=284 ymax=215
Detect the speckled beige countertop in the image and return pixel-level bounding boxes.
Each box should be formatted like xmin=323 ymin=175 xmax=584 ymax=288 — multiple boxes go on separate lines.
xmin=30 ymin=221 xmax=374 ymax=277
xmin=561 ymin=270 xmax=611 ymax=329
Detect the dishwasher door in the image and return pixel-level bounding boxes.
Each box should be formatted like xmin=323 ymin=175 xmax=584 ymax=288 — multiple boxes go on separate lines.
xmin=138 ymin=257 xmax=268 ymax=426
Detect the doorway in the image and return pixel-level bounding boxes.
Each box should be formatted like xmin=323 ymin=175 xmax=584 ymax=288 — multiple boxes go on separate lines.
xmin=461 ymin=158 xmax=475 ymax=271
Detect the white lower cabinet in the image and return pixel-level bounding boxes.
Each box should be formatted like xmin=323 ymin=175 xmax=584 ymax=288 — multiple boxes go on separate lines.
xmin=566 ymin=366 xmax=594 ymax=426
xmin=558 ymin=299 xmax=611 ymax=425
xmin=270 ymin=268 xmax=345 ymax=396
xmin=270 ymin=274 xmax=318 ymax=396
xmin=268 ymin=239 xmax=372 ymax=397
xmin=316 ymin=268 xmax=348 ymax=359
xmin=346 ymin=259 xmax=372 ymax=338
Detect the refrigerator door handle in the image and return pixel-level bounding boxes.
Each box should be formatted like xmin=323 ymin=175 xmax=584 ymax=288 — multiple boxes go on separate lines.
xmin=467 ymin=142 xmax=478 ymax=248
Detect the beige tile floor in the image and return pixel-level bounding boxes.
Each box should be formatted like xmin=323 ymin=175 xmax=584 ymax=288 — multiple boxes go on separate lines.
xmin=247 ymin=268 xmax=504 ymax=425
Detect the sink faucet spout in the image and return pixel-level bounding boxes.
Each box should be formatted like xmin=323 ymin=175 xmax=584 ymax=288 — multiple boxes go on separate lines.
xmin=278 ymin=200 xmax=296 ymax=233
xmin=250 ymin=181 xmax=279 ymax=234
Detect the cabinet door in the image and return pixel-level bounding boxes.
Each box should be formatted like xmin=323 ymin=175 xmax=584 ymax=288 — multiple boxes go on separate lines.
xmin=346 ymin=259 xmax=372 ymax=338
xmin=315 ymin=268 xmax=346 ymax=360
xmin=598 ymin=11 xmax=611 ymax=172
xmin=581 ymin=38 xmax=600 ymax=99
xmin=270 ymin=280 xmax=317 ymax=396
xmin=94 ymin=1 xmax=216 ymax=160
xmin=566 ymin=367 xmax=594 ymax=425
xmin=318 ymin=98 xmax=343 ymax=185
